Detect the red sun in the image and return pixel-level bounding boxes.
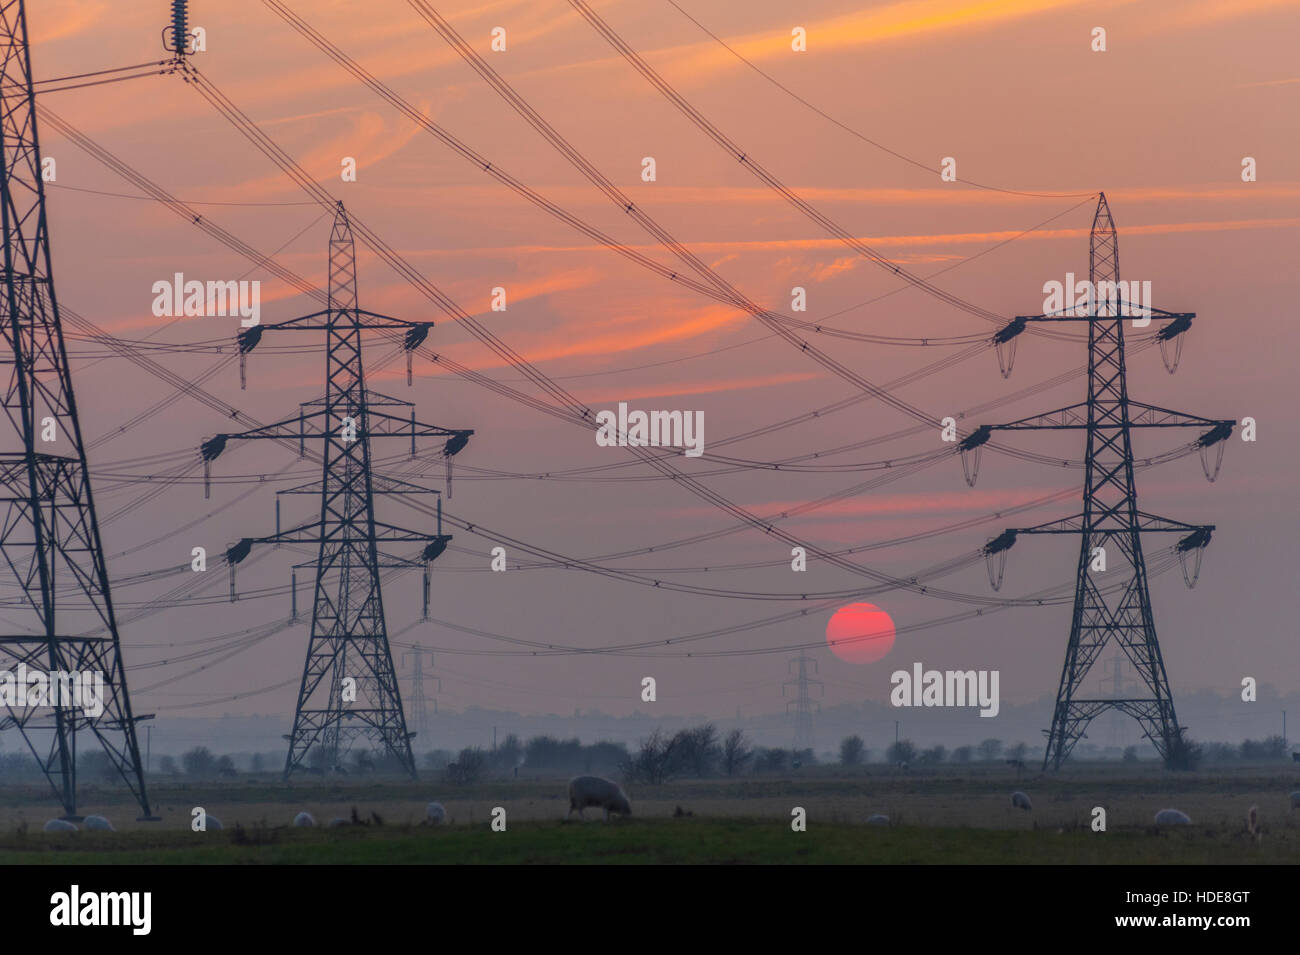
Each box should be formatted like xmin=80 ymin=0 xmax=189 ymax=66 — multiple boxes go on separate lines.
xmin=825 ymin=603 xmax=896 ymax=664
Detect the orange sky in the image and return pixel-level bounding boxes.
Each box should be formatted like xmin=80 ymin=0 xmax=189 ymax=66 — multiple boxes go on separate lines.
xmin=27 ymin=0 xmax=1300 ymax=731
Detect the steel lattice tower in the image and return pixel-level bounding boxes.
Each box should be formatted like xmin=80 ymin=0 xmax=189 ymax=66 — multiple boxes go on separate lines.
xmin=783 ymin=653 xmax=822 ymax=753
xmin=402 ymin=645 xmax=437 ymax=742
xmin=0 ymin=0 xmax=153 ymax=818
xmin=968 ymin=193 xmax=1234 ymax=770
xmin=202 ymin=203 xmax=471 ymax=778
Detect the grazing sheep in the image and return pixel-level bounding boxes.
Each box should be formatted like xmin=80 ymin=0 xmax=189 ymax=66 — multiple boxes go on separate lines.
xmin=866 ymin=814 xmax=890 ymax=826
xmin=1011 ymin=791 xmax=1032 ymax=811
xmin=83 ymin=815 xmax=114 ymax=832
xmin=1290 ymin=791 xmax=1300 ymax=811
xmin=1154 ymin=808 xmax=1191 ymax=826
xmin=293 ymin=811 xmax=315 ymax=827
xmin=567 ymin=775 xmax=632 ymax=820
xmin=426 ymin=802 xmax=446 ymax=825
xmin=43 ymin=819 xmax=77 ymax=833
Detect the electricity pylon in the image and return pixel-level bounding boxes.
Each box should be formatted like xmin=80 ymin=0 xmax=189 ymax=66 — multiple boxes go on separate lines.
xmin=0 ymin=0 xmax=153 ymax=819
xmin=783 ymin=653 xmax=822 ymax=753
xmin=967 ymin=193 xmax=1234 ymax=770
xmin=200 ymin=202 xmax=471 ymax=778
xmin=401 ymin=644 xmax=438 ymax=743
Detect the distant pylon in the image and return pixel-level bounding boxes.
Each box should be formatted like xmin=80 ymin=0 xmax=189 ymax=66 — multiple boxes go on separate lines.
xmin=0 ymin=1 xmax=153 ymax=819
xmin=970 ymin=193 xmax=1234 ymax=770
xmin=783 ymin=653 xmax=822 ymax=753
xmin=200 ymin=202 xmax=472 ymax=778
xmin=402 ymin=645 xmax=438 ymax=743
xmin=1100 ymin=655 xmax=1138 ymax=748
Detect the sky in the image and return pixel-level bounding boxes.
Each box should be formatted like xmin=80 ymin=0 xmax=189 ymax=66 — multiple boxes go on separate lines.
xmin=18 ymin=0 xmax=1300 ymax=743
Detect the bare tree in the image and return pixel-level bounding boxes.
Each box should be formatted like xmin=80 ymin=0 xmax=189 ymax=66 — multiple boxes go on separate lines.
xmin=445 ymin=746 xmax=487 ymax=785
xmin=754 ymin=747 xmax=788 ymax=774
xmin=670 ymin=723 xmax=720 ymax=777
xmin=977 ymin=738 xmax=1004 ymax=761
xmin=839 ymin=735 xmax=865 ymax=766
xmin=919 ymin=745 xmax=947 ymax=764
xmin=886 ymin=739 xmax=917 ymax=764
xmin=623 ymin=728 xmax=683 ymax=784
xmin=182 ymin=746 xmax=217 ymax=777
xmin=719 ymin=728 xmax=752 ymax=777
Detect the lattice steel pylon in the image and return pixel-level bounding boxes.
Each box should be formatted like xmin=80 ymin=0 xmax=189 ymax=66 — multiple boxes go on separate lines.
xmin=783 ymin=653 xmax=822 ymax=753
xmin=401 ymin=645 xmax=437 ymax=743
xmin=0 ymin=0 xmax=153 ymax=818
xmin=967 ymin=193 xmax=1235 ymax=770
xmin=200 ymin=202 xmax=471 ymax=778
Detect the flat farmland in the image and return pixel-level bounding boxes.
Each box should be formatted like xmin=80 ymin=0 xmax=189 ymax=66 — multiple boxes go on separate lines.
xmin=2 ymin=764 xmax=1297 ymax=863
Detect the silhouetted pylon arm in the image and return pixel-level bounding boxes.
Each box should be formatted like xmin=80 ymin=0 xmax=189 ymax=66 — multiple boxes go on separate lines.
xmin=974 ymin=404 xmax=1233 ymax=433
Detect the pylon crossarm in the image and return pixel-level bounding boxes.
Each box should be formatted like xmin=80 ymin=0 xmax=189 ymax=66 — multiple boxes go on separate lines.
xmin=1138 ymin=306 xmax=1194 ymax=321
xmin=986 ymin=402 xmax=1090 ymax=430
xmin=1013 ymin=306 xmax=1195 ymax=324
xmin=357 ymin=309 xmax=433 ymax=332
xmin=229 ymin=525 xmax=440 ymax=551
xmin=1014 ymin=309 xmax=1091 ymax=322
xmin=1007 ymin=513 xmax=1212 ymax=537
xmin=1133 ymin=512 xmax=1214 ymax=534
xmin=205 ymin=412 xmax=467 ymax=445
xmin=1010 ymin=513 xmax=1087 ymax=535
xmin=372 ymin=520 xmax=447 ymax=542
xmin=242 ymin=310 xmax=330 ymax=334
xmin=204 ymin=408 xmax=331 ymax=448
xmin=1126 ymin=402 xmax=1234 ymax=430
xmin=273 ymin=474 xmax=443 ymax=497
xmin=239 ymin=310 xmax=419 ymax=338
xmin=273 ymin=479 xmax=322 ymax=496
xmin=370 ymin=474 xmax=442 ymax=495
xmin=362 ymin=407 xmax=472 ymax=438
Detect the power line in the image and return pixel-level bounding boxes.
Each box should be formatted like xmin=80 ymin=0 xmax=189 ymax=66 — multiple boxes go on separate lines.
xmin=660 ymin=0 xmax=1096 ymax=199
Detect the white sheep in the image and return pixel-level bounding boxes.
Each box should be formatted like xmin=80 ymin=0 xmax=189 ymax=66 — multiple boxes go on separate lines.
xmin=1011 ymin=791 xmax=1032 ymax=811
xmin=567 ymin=775 xmax=632 ymax=820
xmin=426 ymin=801 xmax=446 ymax=825
xmin=1154 ymin=808 xmax=1191 ymax=825
xmin=83 ymin=815 xmax=114 ymax=831
xmin=43 ymin=819 xmax=77 ymax=833
xmin=293 ymin=811 xmax=315 ymax=827
xmin=866 ymin=814 xmax=890 ymax=826
xmin=1290 ymin=791 xmax=1300 ymax=811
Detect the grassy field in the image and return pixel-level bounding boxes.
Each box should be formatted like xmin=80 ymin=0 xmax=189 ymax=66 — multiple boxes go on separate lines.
xmin=2 ymin=764 xmax=1297 ymax=863
xmin=0 ymin=818 xmax=1294 ymax=865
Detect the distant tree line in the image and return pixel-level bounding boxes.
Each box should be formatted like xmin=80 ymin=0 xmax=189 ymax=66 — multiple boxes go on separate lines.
xmin=1 ymin=729 xmax=1289 ymax=785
